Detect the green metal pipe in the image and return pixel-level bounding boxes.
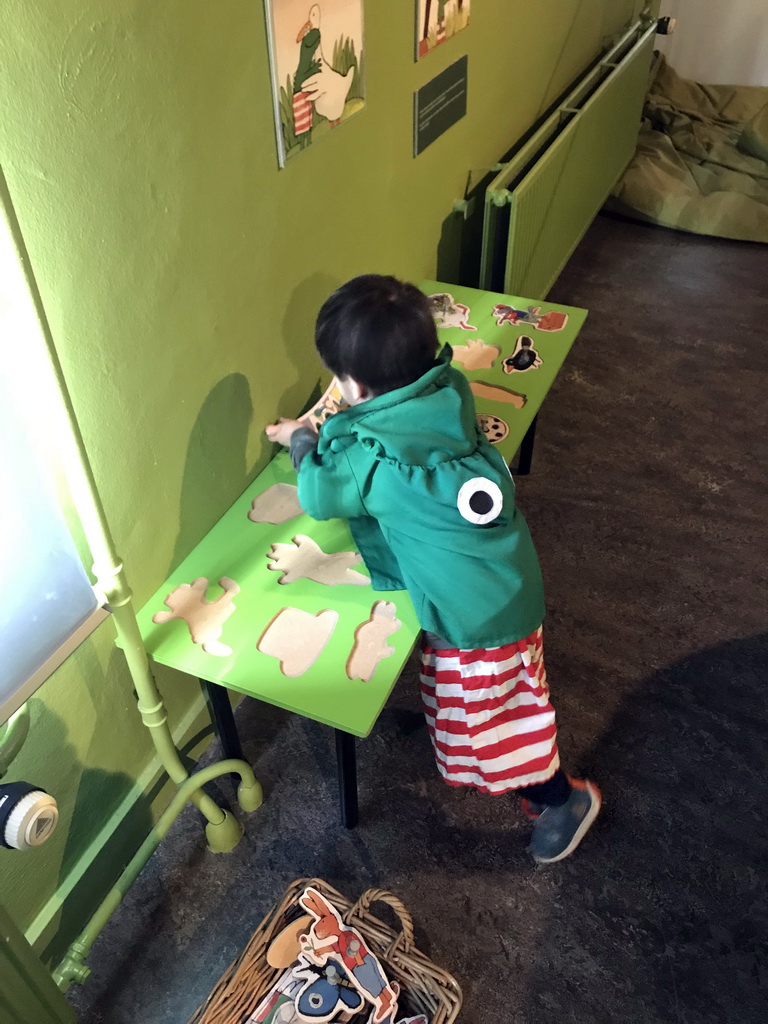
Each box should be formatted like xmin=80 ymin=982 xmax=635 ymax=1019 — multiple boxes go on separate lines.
xmin=52 ymin=759 xmax=262 ymax=992
xmin=0 ymin=704 xmax=31 ymax=780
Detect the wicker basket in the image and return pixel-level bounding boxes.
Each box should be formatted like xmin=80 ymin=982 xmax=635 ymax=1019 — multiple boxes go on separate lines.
xmin=188 ymin=877 xmax=462 ymax=1024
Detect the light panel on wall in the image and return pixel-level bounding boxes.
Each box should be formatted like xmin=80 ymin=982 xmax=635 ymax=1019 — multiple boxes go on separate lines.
xmin=0 ymin=172 xmax=107 ymax=726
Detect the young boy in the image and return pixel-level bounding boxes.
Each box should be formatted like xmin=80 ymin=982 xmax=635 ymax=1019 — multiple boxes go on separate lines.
xmin=266 ymin=274 xmax=600 ymax=863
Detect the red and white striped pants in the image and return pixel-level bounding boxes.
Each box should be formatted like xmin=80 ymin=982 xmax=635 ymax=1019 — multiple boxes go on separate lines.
xmin=419 ymin=626 xmax=560 ymax=794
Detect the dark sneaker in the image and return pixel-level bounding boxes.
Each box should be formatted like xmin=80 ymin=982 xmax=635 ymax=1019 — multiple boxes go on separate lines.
xmin=528 ymin=779 xmax=602 ymax=863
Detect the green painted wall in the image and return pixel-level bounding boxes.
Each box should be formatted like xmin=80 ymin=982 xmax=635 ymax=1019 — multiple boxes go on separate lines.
xmin=0 ymin=0 xmax=649 ymax=963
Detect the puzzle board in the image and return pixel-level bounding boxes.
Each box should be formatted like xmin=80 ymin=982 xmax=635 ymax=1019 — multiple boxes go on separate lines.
xmin=129 ymin=453 xmax=422 ymax=738
xmin=420 ymin=279 xmax=588 ymax=462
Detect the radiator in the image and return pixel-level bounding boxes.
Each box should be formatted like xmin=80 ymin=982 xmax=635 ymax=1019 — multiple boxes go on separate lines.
xmin=0 ymin=904 xmax=76 ymax=1024
xmin=480 ymin=21 xmax=657 ymax=298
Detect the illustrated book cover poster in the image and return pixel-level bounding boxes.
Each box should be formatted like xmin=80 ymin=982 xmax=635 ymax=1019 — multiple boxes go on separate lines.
xmin=416 ymin=0 xmax=470 ymax=60
xmin=264 ymin=1 xmax=365 ymax=166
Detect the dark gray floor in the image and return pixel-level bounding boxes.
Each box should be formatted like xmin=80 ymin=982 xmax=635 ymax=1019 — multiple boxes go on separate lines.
xmin=69 ymin=216 xmax=768 ymax=1024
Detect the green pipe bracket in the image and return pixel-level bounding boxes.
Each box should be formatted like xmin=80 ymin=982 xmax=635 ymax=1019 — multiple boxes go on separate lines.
xmin=451 ymin=197 xmax=477 ymax=220
xmin=490 ymin=188 xmax=512 ymax=208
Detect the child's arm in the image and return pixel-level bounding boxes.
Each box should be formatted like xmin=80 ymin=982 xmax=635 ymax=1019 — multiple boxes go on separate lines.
xmin=297 ymin=443 xmax=367 ymax=522
xmin=265 ymin=418 xmax=319 ymax=470
xmin=265 ymin=418 xmax=305 ymax=448
xmin=265 ymin=419 xmax=366 ymax=522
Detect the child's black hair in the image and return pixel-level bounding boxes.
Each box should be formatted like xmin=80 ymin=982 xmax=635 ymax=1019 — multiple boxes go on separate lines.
xmin=315 ymin=274 xmax=440 ymax=395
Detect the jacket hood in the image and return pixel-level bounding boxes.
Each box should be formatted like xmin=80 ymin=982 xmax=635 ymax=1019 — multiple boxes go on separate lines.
xmin=319 ymin=345 xmax=479 ymax=466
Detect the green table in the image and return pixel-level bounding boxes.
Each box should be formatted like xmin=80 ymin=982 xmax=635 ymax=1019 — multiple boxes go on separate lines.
xmin=134 ymin=281 xmax=587 ymax=827
xmin=134 ymin=452 xmax=422 ymax=827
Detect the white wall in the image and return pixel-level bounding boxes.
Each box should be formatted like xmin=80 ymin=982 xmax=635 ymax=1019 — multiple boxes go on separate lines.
xmin=658 ymin=0 xmax=768 ymax=86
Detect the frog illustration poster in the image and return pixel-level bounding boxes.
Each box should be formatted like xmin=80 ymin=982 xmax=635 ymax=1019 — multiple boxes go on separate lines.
xmin=416 ymin=1 xmax=471 ymax=59
xmin=264 ymin=1 xmax=365 ymax=166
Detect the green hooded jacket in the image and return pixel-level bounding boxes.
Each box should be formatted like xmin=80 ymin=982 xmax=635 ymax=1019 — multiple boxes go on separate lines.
xmin=297 ymin=346 xmax=546 ymax=648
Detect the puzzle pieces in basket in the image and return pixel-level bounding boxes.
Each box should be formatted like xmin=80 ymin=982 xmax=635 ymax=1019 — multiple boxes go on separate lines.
xmin=347 ymin=602 xmax=401 ymax=682
xmin=502 ymin=336 xmax=542 ymax=373
xmin=470 ymin=380 xmax=527 ymax=409
xmin=267 ymin=535 xmax=370 ymax=587
xmin=249 ymin=483 xmax=303 ymax=525
xmin=247 ymin=966 xmax=305 ymax=1024
xmin=257 ymin=608 xmax=338 ymax=676
xmin=428 ymin=293 xmax=476 ymax=331
xmin=297 ymin=887 xmax=399 ymax=1024
xmin=450 ymin=339 xmax=500 ymax=370
xmin=152 ymin=577 xmax=238 ymax=656
xmin=294 ymin=957 xmax=366 ymax=1021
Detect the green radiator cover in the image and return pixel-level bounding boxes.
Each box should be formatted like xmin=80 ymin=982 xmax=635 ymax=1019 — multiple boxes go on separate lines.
xmin=0 ymin=903 xmax=76 ymax=1024
xmin=482 ymin=21 xmax=656 ymax=299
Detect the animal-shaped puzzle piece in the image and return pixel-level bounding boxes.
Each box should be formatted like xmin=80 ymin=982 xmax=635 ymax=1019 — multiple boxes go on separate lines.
xmin=347 ymin=601 xmax=401 ymax=682
xmin=298 ymin=887 xmax=399 ymax=1024
xmin=267 ymin=535 xmax=370 ymax=586
xmin=503 ymin=335 xmax=542 ymax=373
xmin=450 ymin=338 xmax=500 ymax=370
xmin=257 ymin=607 xmax=338 ymax=676
xmin=428 ymin=292 xmax=477 ymax=331
xmin=470 ymin=380 xmax=527 ymax=409
xmin=492 ymin=303 xmax=569 ymax=332
xmin=294 ymin=957 xmax=365 ymax=1021
xmin=477 ymin=413 xmax=509 ymax=445
xmin=492 ymin=302 xmax=542 ymax=327
xmin=248 ymin=483 xmax=303 ymax=525
xmin=536 ymin=310 xmax=569 ymax=332
xmin=152 ymin=577 xmax=239 ymax=657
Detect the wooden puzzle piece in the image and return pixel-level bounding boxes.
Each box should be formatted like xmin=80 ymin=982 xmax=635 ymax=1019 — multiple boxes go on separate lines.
xmin=257 ymin=607 xmax=338 ymax=676
xmin=536 ymin=310 xmax=569 ymax=332
xmin=428 ymin=292 xmax=477 ymax=330
xmin=267 ymin=534 xmax=370 ymax=586
xmin=248 ymin=483 xmax=303 ymax=524
xmin=477 ymin=413 xmax=509 ymax=445
xmin=248 ymin=967 xmax=304 ymax=1024
xmin=502 ymin=335 xmax=542 ymax=373
xmin=152 ymin=577 xmax=239 ymax=657
xmin=298 ymin=376 xmax=349 ymax=431
xmin=267 ymin=915 xmax=313 ymax=970
xmin=491 ymin=302 xmax=569 ymax=332
xmin=297 ymin=887 xmax=400 ymax=1024
xmin=451 ymin=338 xmax=500 ymax=370
xmin=470 ymin=380 xmax=527 ymax=409
xmin=492 ymin=302 xmax=542 ymax=327
xmin=347 ymin=601 xmax=401 ymax=682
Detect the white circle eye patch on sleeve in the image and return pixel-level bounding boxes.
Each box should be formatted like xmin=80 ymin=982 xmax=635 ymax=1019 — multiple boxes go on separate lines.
xmin=456 ymin=477 xmax=504 ymax=525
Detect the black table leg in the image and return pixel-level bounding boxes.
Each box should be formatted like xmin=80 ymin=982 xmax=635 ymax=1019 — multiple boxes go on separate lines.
xmin=513 ymin=414 xmax=538 ymax=475
xmin=335 ymin=729 xmax=358 ymax=829
xmin=201 ymin=679 xmax=244 ymax=764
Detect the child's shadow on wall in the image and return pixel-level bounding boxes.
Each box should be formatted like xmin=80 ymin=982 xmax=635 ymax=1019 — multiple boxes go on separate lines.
xmin=168 ymin=372 xmax=255 ymax=574
xmin=167 ymin=273 xmax=339 ymax=575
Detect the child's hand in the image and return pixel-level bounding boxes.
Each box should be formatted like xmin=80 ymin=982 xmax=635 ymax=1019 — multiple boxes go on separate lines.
xmin=265 ymin=418 xmax=303 ymax=448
